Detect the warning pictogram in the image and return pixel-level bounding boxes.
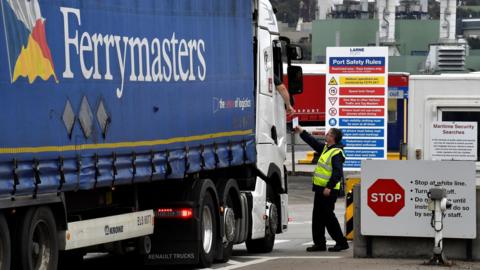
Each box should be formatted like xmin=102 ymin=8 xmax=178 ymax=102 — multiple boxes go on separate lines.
xmin=328 ymin=77 xmax=338 ymax=85
xmin=329 ymin=97 xmax=338 ymax=106
xmin=329 ymin=107 xmax=337 ymax=116
xmin=328 ymin=87 xmax=338 ymax=95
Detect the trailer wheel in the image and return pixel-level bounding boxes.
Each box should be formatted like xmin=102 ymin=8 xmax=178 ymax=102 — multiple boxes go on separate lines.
xmin=198 ymin=192 xmax=217 ymax=268
xmin=245 ymin=185 xmax=276 ymax=253
xmin=0 ymin=213 xmax=10 ymax=270
xmin=16 ymin=207 xmax=58 ymax=270
xmin=218 ymin=194 xmax=235 ymax=262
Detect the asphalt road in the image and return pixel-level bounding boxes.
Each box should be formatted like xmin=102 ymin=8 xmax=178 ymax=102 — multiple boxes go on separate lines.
xmin=62 ymin=175 xmax=480 ymax=270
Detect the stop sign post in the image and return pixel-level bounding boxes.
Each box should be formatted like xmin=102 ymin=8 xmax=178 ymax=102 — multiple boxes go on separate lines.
xmin=367 ymin=178 xmax=405 ymax=217
xmin=361 ymin=160 xmax=476 ymax=238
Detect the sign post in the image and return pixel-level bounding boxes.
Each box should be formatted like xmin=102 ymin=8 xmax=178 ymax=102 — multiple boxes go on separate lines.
xmin=326 ymin=47 xmax=388 ymax=170
xmin=361 ymin=160 xmax=476 ymax=239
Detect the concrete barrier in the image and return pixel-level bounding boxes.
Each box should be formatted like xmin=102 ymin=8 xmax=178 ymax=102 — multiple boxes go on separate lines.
xmin=353 ymin=185 xmax=480 ymax=260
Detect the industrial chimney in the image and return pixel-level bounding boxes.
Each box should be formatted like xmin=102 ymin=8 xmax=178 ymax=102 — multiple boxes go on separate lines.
xmin=377 ymin=0 xmax=400 ymax=55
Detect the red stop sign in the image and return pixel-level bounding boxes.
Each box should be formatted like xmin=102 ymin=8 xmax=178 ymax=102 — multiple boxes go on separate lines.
xmin=367 ymin=179 xmax=405 ymax=217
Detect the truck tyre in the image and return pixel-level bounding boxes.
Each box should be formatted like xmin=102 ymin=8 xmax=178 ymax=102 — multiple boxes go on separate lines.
xmin=215 ymin=179 xmax=240 ymax=263
xmin=16 ymin=207 xmax=58 ymax=270
xmin=0 ymin=213 xmax=11 ymax=270
xmin=198 ymin=192 xmax=217 ymax=268
xmin=218 ymin=194 xmax=235 ymax=262
xmin=245 ymin=185 xmax=276 ymax=253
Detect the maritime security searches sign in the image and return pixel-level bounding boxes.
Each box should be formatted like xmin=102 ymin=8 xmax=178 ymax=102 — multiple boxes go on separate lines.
xmin=430 ymin=122 xmax=478 ymax=161
xmin=326 ymin=47 xmax=388 ymax=170
xmin=361 ymin=160 xmax=476 ymax=239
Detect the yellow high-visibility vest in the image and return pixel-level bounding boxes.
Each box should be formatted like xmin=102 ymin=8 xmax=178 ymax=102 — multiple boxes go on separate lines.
xmin=312 ymin=145 xmax=345 ymax=190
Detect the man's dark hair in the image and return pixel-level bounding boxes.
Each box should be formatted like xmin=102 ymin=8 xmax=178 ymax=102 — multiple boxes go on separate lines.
xmin=330 ymin=128 xmax=343 ymax=144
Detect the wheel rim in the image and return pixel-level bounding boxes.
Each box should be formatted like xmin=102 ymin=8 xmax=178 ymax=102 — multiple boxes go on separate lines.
xmin=268 ymin=202 xmax=278 ymax=236
xmin=223 ymin=207 xmax=236 ymax=243
xmin=31 ymin=220 xmax=51 ymax=270
xmin=202 ymin=206 xmax=213 ymax=254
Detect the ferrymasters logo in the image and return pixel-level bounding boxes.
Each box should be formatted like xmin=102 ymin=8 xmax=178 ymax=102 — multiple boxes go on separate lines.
xmin=61 ymin=7 xmax=207 ymax=99
xmin=2 ymin=4 xmax=207 ymax=99
xmin=2 ymin=0 xmax=57 ymax=83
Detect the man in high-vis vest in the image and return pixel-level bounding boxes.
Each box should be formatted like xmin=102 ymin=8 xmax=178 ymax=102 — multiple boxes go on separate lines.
xmin=295 ymin=126 xmax=349 ymax=252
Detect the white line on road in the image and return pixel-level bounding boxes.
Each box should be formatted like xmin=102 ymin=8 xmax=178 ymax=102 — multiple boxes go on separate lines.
xmin=204 ymin=258 xmax=274 ymax=270
xmin=274 ymin=239 xmax=290 ymax=244
xmin=239 ymin=256 xmax=342 ymax=259
xmin=227 ymin=259 xmax=242 ymax=265
xmin=270 ymin=256 xmax=341 ymax=259
xmin=288 ymin=221 xmax=312 ymax=225
xmin=301 ymin=240 xmax=336 ymax=246
xmin=210 ymin=256 xmax=342 ymax=270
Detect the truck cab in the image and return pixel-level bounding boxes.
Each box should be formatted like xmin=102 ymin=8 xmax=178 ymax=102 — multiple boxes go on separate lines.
xmin=248 ymin=0 xmax=303 ymax=251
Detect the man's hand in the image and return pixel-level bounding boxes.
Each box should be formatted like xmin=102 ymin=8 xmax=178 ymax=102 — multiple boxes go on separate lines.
xmin=294 ymin=125 xmax=304 ymax=134
xmin=286 ymin=104 xmax=295 ymax=115
xmin=323 ymin=188 xmax=331 ymax=197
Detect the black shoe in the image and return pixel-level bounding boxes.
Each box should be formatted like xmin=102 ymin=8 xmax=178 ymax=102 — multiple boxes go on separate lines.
xmin=328 ymin=243 xmax=349 ymax=252
xmin=306 ymin=245 xmax=326 ymax=252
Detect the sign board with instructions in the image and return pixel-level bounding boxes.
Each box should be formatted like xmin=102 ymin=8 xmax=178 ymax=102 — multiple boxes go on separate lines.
xmin=326 ymin=47 xmax=388 ymax=171
xmin=429 ymin=121 xmax=478 ymax=161
xmin=361 ymin=160 xmax=476 ymax=239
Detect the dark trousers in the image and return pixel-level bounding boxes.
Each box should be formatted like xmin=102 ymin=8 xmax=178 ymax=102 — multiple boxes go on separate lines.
xmin=312 ymin=190 xmax=347 ymax=247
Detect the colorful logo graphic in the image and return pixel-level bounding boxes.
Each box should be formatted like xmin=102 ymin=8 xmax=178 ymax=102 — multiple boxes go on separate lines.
xmin=2 ymin=0 xmax=57 ymax=83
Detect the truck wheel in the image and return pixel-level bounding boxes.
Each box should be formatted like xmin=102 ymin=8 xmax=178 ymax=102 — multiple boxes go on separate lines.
xmin=245 ymin=185 xmax=277 ymax=253
xmin=198 ymin=192 xmax=217 ymax=268
xmin=16 ymin=207 xmax=58 ymax=270
xmin=218 ymin=194 xmax=235 ymax=262
xmin=0 ymin=213 xmax=11 ymax=270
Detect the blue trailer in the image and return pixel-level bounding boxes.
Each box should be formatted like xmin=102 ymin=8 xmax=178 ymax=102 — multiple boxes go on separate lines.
xmin=0 ymin=0 xmax=303 ymax=269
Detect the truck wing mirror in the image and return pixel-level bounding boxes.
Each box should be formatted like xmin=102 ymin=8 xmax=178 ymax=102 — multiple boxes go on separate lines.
xmin=287 ymin=65 xmax=303 ymax=95
xmin=287 ymin=45 xmax=303 ymax=61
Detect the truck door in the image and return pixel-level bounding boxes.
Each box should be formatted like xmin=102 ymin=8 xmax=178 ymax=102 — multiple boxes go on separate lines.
xmin=256 ymin=28 xmax=276 ymax=146
xmin=272 ymin=39 xmax=287 ymax=160
xmin=255 ymin=29 xmax=286 ymax=171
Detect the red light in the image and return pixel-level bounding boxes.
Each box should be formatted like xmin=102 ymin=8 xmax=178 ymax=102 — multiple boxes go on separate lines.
xmin=156 ymin=207 xmax=193 ymax=219
xmin=179 ymin=208 xmax=193 ymax=219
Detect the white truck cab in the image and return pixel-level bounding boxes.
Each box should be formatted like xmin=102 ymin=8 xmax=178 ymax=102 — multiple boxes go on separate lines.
xmin=247 ymin=0 xmax=303 ymax=250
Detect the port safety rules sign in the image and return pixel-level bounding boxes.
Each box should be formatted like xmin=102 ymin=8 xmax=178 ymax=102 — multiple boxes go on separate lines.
xmin=326 ymin=47 xmax=388 ymax=171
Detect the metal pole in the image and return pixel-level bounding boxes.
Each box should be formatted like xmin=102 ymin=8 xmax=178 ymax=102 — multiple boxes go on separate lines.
xmin=290 ymin=131 xmax=296 ymax=175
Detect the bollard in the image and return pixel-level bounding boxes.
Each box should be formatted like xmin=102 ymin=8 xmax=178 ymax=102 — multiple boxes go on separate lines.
xmin=344 ymin=176 xmax=360 ymax=240
xmin=345 ymin=190 xmax=354 ymax=240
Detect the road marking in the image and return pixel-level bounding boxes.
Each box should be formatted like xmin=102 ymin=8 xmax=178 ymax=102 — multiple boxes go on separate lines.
xmin=211 ymin=255 xmax=342 ymax=270
xmin=204 ymin=258 xmax=273 ymax=270
xmin=271 ymin=256 xmax=341 ymax=259
xmin=239 ymin=256 xmax=342 ymax=259
xmin=302 ymin=240 xmax=336 ymax=246
xmin=288 ymin=221 xmax=312 ymax=225
xmin=274 ymin=239 xmax=290 ymax=244
xmin=227 ymin=259 xmax=241 ymax=265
